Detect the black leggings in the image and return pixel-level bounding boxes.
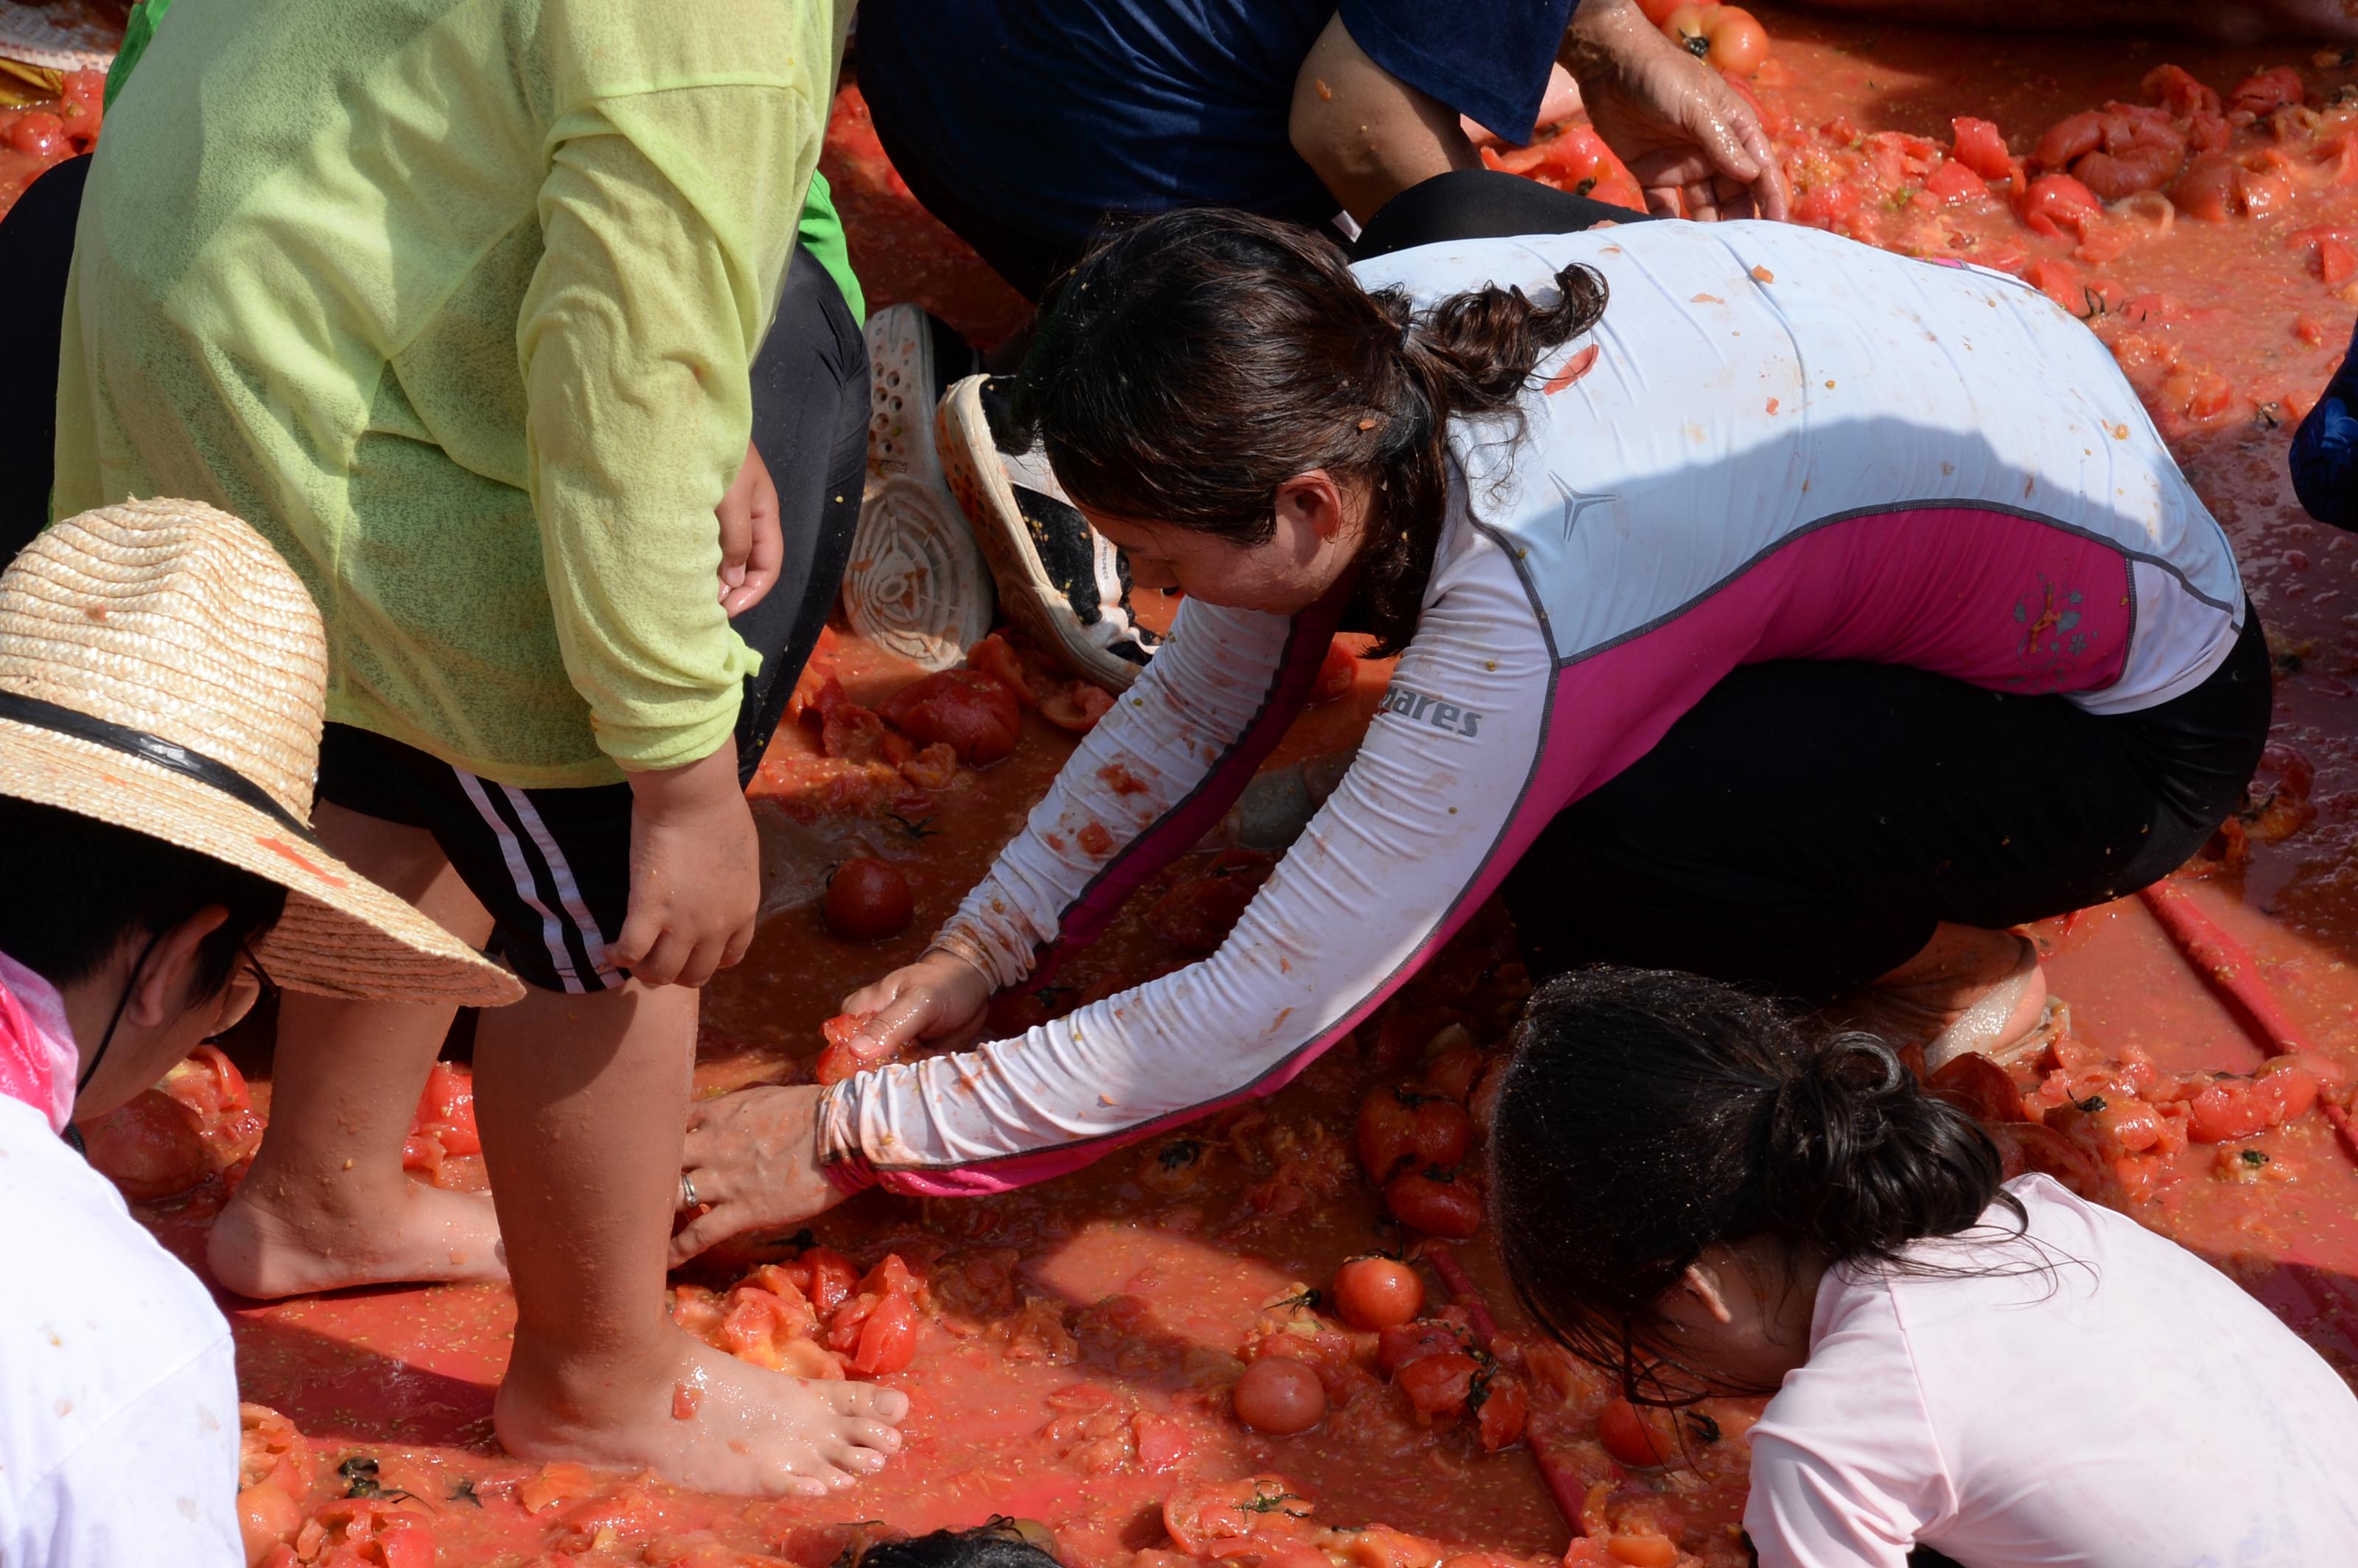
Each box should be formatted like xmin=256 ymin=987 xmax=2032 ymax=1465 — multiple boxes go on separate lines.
xmin=0 ymin=155 xmax=864 ymax=791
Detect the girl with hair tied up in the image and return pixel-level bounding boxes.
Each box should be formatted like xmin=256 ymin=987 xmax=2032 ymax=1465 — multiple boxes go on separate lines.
xmin=674 ymin=189 xmax=2264 ymax=1253
xmin=1488 ymin=965 xmax=2358 ymax=1567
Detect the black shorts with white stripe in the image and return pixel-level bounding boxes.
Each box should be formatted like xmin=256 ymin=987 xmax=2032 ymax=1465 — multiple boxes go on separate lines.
xmin=316 ymin=724 xmax=631 ymax=995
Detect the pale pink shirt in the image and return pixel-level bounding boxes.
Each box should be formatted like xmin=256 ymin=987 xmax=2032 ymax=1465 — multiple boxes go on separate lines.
xmin=1746 ymin=1175 xmax=2358 ymax=1566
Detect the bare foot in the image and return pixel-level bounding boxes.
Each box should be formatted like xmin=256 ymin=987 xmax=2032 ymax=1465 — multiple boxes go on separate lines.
xmin=209 ymin=1174 xmax=508 ymax=1298
xmin=1833 ymin=925 xmax=2050 ymax=1065
xmin=494 ymin=1328 xmax=907 ymax=1497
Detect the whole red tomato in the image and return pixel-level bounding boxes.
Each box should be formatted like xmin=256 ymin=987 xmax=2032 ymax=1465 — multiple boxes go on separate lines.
xmin=1233 ymin=1357 xmax=1328 ymax=1434
xmin=1597 ymin=1396 xmax=1682 ymax=1468
xmin=825 ymin=857 xmax=914 ymax=941
xmin=1662 ymin=4 xmax=1768 ymax=76
xmin=1332 ymin=1256 xmax=1424 ymax=1331
xmin=1356 ymin=1085 xmax=1472 ymax=1184
xmin=1382 ymin=1167 xmax=1483 ymax=1238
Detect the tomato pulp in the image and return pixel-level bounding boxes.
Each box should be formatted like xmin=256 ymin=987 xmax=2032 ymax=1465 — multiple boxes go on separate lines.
xmin=85 ymin=15 xmax=2358 ymax=1568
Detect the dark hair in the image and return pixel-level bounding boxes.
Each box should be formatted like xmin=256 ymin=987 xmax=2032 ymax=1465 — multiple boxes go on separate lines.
xmin=1488 ymin=967 xmax=2021 ymax=1399
xmin=1009 ymin=208 xmax=1606 ymax=654
xmin=0 ymin=797 xmax=287 ymax=1001
xmin=849 ymin=1522 xmax=1063 ymax=1568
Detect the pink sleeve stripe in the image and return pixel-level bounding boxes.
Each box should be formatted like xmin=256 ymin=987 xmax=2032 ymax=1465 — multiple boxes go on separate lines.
xmin=1024 ymin=578 xmax=1354 ymax=987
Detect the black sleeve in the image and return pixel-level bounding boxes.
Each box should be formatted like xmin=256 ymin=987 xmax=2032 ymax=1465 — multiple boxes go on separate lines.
xmin=1335 ymin=0 xmax=1575 ymax=144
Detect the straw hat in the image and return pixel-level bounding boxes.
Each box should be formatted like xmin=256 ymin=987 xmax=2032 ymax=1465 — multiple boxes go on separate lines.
xmin=0 ymin=499 xmax=522 ymax=1007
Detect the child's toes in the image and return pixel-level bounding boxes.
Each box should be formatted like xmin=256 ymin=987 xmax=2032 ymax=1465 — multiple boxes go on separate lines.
xmin=842 ymin=1416 xmax=903 ymax=1456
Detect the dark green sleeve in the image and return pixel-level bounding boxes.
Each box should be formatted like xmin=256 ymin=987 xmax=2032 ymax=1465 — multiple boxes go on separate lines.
xmin=102 ymin=0 xmax=170 ymax=111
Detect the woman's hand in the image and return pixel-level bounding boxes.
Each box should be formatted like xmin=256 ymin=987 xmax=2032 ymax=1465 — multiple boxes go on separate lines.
xmin=612 ymin=741 xmax=758 ymax=988
xmin=716 ymin=441 xmax=783 ymax=617
xmin=672 ymin=1084 xmax=842 ymax=1265
xmin=1560 ymin=0 xmax=1788 ymax=223
xmin=840 ymin=948 xmax=995 ymax=1058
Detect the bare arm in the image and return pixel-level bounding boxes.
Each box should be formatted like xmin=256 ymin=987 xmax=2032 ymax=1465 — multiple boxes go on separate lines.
xmin=1290 ymin=13 xmax=1481 ymax=226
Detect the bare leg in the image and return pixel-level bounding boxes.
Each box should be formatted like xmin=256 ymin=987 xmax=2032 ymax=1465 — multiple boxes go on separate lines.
xmin=209 ymin=804 xmax=507 ymax=1298
xmin=1833 ymin=923 xmax=2049 ymax=1063
xmin=477 ymin=980 xmax=905 ymax=1495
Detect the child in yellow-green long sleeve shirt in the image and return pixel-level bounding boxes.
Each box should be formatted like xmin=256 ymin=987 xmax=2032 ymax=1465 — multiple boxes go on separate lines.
xmin=53 ymin=0 xmax=901 ymax=1492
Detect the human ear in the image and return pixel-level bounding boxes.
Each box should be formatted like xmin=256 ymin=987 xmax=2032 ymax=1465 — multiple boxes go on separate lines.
xmin=1680 ymin=1263 xmax=1737 ymax=1326
xmin=1273 ymin=469 xmax=1350 ymax=542
xmin=125 ymin=905 xmax=231 ymax=1029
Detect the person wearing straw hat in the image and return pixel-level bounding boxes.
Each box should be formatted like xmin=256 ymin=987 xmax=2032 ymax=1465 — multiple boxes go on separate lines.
xmin=0 ymin=497 xmax=518 ymax=1567
xmin=52 ymin=0 xmax=909 ymax=1497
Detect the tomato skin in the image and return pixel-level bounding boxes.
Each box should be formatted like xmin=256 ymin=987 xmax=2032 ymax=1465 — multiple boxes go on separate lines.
xmin=1394 ymin=1350 xmax=1480 ymax=1419
xmin=1950 ymin=116 xmax=2014 ymax=179
xmin=1984 ymin=1119 xmax=2102 ymax=1196
xmin=2230 ymin=66 xmax=2304 ymax=118
xmin=1233 ymin=1356 xmax=1329 ymax=1434
xmin=965 ymin=633 xmax=1039 ymax=707
xmin=1382 ymin=1167 xmax=1483 ymax=1238
xmin=878 ymin=669 xmax=1023 ymax=764
xmin=1038 ymin=682 xmax=1115 ymax=733
xmin=2016 ymin=172 xmax=2101 ymax=237
xmin=237 ymin=1481 xmax=303 ymax=1567
xmin=852 ymin=1290 xmax=920 ymax=1375
xmin=1597 ymin=1396 xmax=1682 ymax=1467
xmin=80 ymin=1088 xmax=213 ymax=1200
xmin=1356 ymin=1085 xmax=1473 ymax=1183
xmin=1310 ymin=638 xmax=1360 ymax=703
xmin=1472 ymin=1370 xmax=1528 ymax=1451
xmin=1332 ymin=1257 xmax=1424 ymax=1330
xmin=1376 ymin=1317 xmax=1474 ymax=1373
xmin=1606 ymin=1535 xmax=1679 ymax=1568
xmin=1925 ymin=1051 xmax=2030 ymax=1126
xmin=1162 ymin=1476 xmax=1318 ymax=1555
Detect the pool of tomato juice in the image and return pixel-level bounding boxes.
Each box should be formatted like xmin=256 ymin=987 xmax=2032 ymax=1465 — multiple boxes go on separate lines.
xmin=74 ymin=13 xmax=2358 ymax=1567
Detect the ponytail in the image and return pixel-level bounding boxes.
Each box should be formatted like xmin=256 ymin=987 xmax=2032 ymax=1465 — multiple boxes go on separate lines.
xmin=1007 ymin=209 xmax=1605 ymax=654
xmin=1488 ymin=967 xmax=2019 ymax=1398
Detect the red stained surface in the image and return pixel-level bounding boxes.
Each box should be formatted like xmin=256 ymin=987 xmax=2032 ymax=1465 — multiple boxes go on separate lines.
xmin=74 ymin=14 xmax=2358 ymax=1567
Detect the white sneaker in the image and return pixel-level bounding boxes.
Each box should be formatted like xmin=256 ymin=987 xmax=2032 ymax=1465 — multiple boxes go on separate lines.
xmin=842 ymin=304 xmax=993 ymax=671
xmin=936 ymin=374 xmax=1161 ymax=692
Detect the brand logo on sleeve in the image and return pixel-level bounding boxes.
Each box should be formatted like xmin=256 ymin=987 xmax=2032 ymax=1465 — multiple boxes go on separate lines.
xmin=1377 ymin=681 xmax=1482 ymax=738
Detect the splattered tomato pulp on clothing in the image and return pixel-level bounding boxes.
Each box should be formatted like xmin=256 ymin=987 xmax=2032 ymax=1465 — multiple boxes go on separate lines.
xmin=50 ymin=10 xmax=2358 ymax=1566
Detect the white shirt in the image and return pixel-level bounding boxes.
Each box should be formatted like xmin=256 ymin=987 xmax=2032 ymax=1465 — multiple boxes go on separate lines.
xmin=1746 ymin=1175 xmax=2358 ymax=1566
xmin=0 ymin=1091 xmax=242 ymax=1566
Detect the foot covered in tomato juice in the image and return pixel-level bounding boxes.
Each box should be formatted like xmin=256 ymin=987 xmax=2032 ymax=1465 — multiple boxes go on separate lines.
xmin=1830 ymin=925 xmax=2050 ymax=1067
xmin=208 ymin=1162 xmax=508 ymax=1298
xmin=492 ymin=1325 xmax=908 ymax=1497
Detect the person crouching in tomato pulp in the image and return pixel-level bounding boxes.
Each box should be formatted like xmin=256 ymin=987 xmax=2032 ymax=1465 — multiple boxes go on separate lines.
xmin=1487 ymin=966 xmax=2358 ymax=1567
xmin=0 ymin=501 xmax=522 ymax=1566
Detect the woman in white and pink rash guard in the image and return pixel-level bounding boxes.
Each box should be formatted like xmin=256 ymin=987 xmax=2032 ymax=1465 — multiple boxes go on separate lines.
xmin=668 ymin=180 xmax=2264 ymax=1251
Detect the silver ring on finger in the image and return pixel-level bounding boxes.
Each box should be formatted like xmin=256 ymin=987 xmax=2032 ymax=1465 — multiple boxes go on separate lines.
xmin=679 ymin=1171 xmax=700 ymax=1211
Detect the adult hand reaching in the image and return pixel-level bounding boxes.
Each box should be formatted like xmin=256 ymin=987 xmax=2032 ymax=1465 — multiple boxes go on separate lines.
xmin=673 ymin=1084 xmax=844 ymax=1264
xmin=1561 ymin=0 xmax=1788 ymax=222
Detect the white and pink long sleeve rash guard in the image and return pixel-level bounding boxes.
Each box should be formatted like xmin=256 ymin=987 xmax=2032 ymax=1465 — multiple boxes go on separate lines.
xmin=817 ymin=220 xmax=2245 ymax=1195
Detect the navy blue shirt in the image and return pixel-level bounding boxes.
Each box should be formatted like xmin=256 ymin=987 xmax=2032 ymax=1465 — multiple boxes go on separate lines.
xmin=856 ymin=0 xmax=1575 ymax=248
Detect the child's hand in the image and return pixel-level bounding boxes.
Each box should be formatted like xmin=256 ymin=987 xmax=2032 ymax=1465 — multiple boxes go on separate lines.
xmin=614 ymin=741 xmax=758 ymax=987
xmin=839 ymin=949 xmax=994 ymax=1059
xmin=716 ymin=441 xmax=783 ymax=617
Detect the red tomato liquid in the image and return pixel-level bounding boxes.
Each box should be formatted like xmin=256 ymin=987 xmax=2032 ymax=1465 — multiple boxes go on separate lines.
xmin=70 ymin=18 xmax=2358 ymax=1567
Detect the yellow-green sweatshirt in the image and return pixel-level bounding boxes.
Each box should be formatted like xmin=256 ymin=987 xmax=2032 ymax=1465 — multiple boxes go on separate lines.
xmin=57 ymin=0 xmax=854 ymax=786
